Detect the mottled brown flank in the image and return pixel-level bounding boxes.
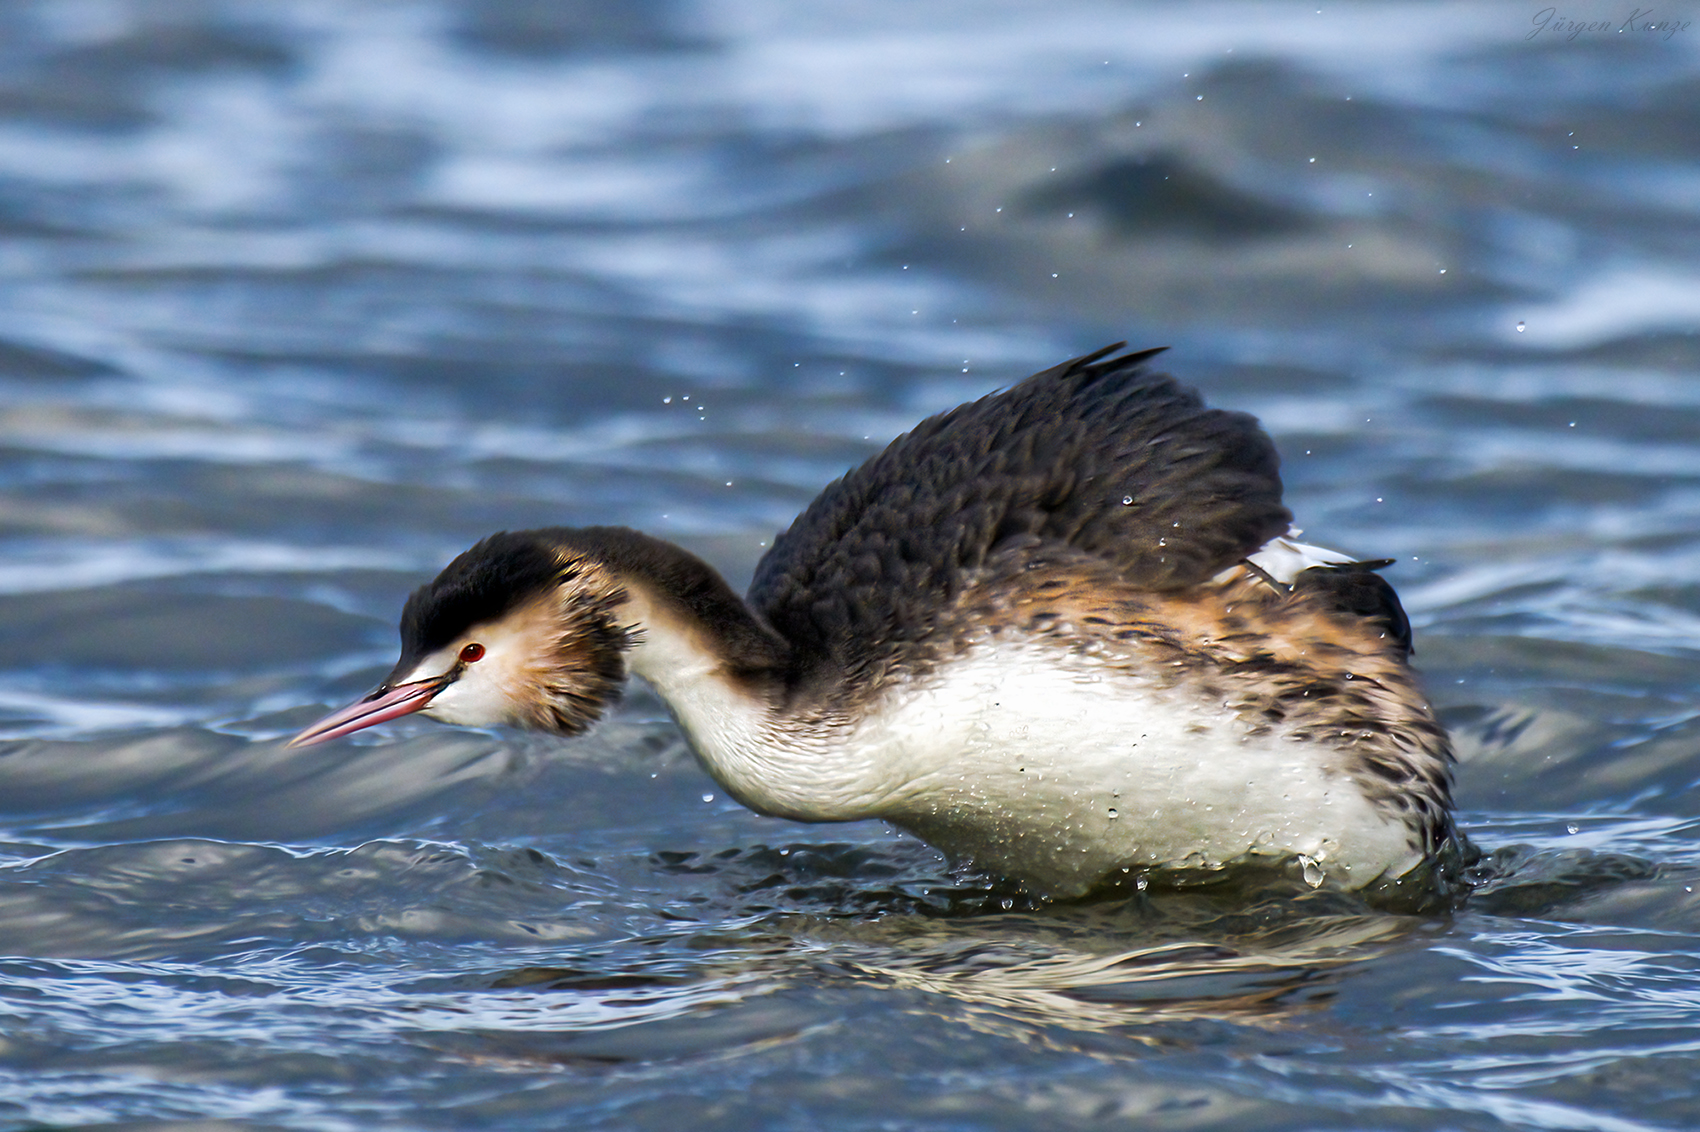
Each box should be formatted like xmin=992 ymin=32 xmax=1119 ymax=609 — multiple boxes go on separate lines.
xmin=516 ymin=555 xmax=631 ymax=736
xmin=952 ymin=552 xmax=1456 ymax=857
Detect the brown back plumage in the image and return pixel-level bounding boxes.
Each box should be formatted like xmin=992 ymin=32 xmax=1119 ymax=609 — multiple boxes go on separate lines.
xmin=748 ymin=345 xmax=1291 ymax=677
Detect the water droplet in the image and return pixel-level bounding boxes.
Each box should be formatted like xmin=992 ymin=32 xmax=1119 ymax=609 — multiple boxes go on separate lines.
xmin=1107 ymin=808 xmax=1119 ymax=819
xmin=1122 ymin=495 xmax=1134 ymax=505
xmin=999 ymin=897 xmax=1014 ymax=910
xmin=1567 ymin=823 xmax=1580 ymax=835
xmin=1517 ymin=321 xmax=1526 ymax=332
xmin=1299 ymin=855 xmax=1325 ymax=888
xmin=1135 ymin=876 xmax=1149 ymax=891
xmin=701 ymin=793 xmax=715 ymax=803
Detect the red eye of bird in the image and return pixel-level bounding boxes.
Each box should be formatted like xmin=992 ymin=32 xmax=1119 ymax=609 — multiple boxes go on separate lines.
xmin=459 ymin=643 xmax=485 ymax=663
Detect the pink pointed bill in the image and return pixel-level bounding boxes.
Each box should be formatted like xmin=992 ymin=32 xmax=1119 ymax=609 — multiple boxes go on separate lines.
xmin=287 ymin=676 xmax=451 ymax=748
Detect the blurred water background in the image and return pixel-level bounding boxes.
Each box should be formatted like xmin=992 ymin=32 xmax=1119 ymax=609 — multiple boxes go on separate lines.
xmin=2 ymin=1 xmax=1700 ymax=1128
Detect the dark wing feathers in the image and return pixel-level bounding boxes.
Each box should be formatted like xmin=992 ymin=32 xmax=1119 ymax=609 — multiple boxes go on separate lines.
xmin=1293 ymin=561 xmax=1414 ymax=657
xmin=749 ymin=345 xmax=1291 ymax=669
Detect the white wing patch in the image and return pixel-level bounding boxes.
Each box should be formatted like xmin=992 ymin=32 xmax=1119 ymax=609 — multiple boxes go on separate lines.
xmin=1243 ymin=536 xmax=1357 ymax=584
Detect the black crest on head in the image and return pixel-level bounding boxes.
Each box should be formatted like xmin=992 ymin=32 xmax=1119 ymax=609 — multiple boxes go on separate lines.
xmin=397 ymin=532 xmax=566 ymax=668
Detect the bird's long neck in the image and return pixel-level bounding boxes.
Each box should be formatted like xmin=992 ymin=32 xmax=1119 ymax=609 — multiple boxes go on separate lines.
xmin=551 ymin=528 xmax=886 ymax=822
xmin=546 ymin=528 xmax=831 ymax=810
xmin=546 ymin=526 xmax=786 ymax=671
xmin=617 ymin=575 xmax=788 ymax=794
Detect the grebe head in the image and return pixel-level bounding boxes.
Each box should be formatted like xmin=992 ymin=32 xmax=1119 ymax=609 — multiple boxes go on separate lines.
xmin=288 ymin=532 xmax=630 ymax=747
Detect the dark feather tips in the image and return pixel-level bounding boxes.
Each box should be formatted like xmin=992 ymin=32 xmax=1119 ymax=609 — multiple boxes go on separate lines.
xmin=749 ymin=344 xmax=1291 ymax=671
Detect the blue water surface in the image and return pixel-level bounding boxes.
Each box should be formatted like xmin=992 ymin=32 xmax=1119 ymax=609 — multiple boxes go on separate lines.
xmin=2 ymin=2 xmax=1700 ymax=1129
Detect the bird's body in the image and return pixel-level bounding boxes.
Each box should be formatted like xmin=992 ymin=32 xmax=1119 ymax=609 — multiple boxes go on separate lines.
xmin=292 ymin=346 xmax=1456 ymax=899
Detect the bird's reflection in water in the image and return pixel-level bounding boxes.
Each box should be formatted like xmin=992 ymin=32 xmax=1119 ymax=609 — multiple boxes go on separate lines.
xmin=464 ymin=850 xmax=1425 ymax=1050
xmin=790 ymin=887 xmax=1419 ymax=1041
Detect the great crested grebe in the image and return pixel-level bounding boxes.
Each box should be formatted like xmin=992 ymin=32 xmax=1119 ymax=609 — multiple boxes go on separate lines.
xmin=290 ymin=345 xmax=1457 ymax=899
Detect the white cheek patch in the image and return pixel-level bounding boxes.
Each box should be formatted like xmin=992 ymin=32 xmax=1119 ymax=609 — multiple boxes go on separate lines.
xmin=425 ymin=668 xmax=504 ymax=726
xmin=410 ymin=597 xmax=567 ymax=728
